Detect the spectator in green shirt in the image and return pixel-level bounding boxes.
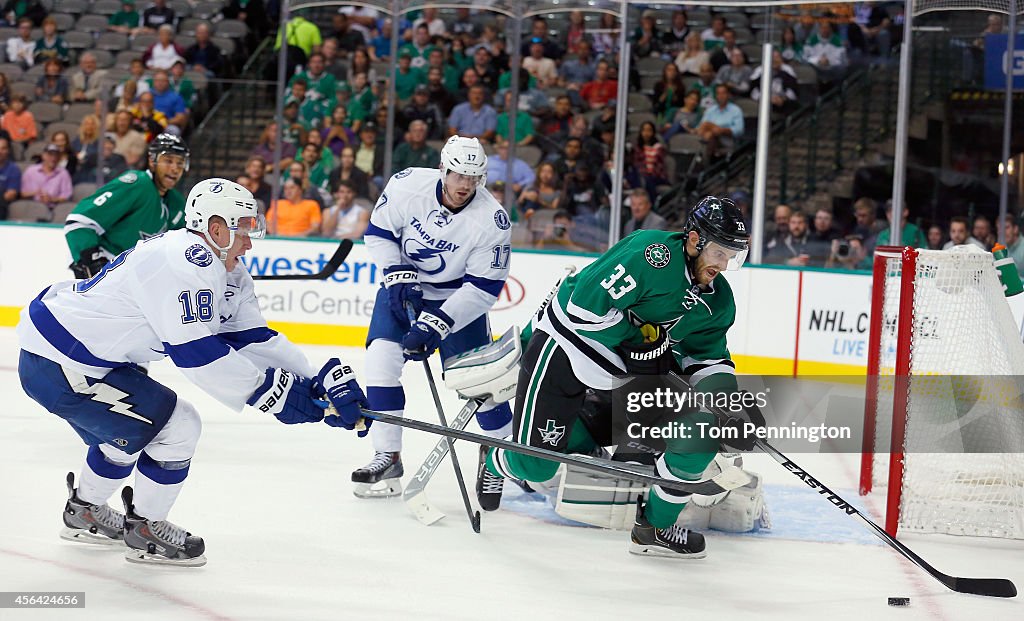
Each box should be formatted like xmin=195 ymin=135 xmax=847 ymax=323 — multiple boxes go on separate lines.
xmin=394 ymin=52 xmax=426 ymax=101
xmin=344 ymin=71 xmax=375 ymax=133
xmin=275 ymin=15 xmax=322 ymax=58
xmin=34 ymin=16 xmax=68 ymax=67
xmin=874 ymin=200 xmax=926 ymax=248
xmin=108 ymin=0 xmax=140 ymax=34
xmin=288 ymin=52 xmax=338 ymax=108
xmin=391 ymin=120 xmax=439 ymax=174
xmin=399 ymin=24 xmax=436 ymax=69
xmin=496 ymin=90 xmax=535 ymax=146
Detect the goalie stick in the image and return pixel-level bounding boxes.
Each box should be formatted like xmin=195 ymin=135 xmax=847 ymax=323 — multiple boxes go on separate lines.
xmin=403 ymin=399 xmax=482 ymax=526
xmin=251 ymin=239 xmax=353 ymax=281
xmin=662 ymin=372 xmax=1017 ymax=598
xmin=407 ymin=305 xmax=481 ymax=533
xmin=354 ymin=408 xmax=753 ymax=496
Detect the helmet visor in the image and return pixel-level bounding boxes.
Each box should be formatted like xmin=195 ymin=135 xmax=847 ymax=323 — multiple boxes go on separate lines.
xmin=236 ymin=214 xmax=266 ymax=239
xmin=703 ymin=240 xmax=747 ymax=271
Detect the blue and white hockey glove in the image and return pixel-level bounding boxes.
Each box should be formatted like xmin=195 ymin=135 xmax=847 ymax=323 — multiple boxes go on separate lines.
xmin=383 ymin=265 xmax=424 ymax=328
xmin=247 ymin=369 xmax=328 ymax=425
xmin=402 ymin=309 xmax=453 ymax=361
xmin=316 ymin=358 xmax=370 ymax=435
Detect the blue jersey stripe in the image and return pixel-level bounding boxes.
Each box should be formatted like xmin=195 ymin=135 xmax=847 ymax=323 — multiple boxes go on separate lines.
xmin=29 ymin=289 xmax=123 ymax=369
xmin=464 ymin=274 xmax=505 ymax=296
xmin=365 ymin=222 xmax=399 ymax=243
xmin=219 ymin=327 xmax=277 ymax=350
xmin=162 ymin=335 xmax=231 ymax=369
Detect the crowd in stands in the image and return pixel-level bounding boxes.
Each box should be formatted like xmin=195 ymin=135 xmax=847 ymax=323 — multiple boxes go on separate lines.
xmin=252 ymin=3 xmax=913 ymax=250
xmin=0 ymin=0 xmax=247 ymax=222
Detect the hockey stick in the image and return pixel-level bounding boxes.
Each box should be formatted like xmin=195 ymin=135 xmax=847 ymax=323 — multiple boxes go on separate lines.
xmin=662 ymin=372 xmax=1017 ymax=598
xmin=355 ymin=407 xmax=753 ymax=496
xmin=251 ymin=239 xmax=354 ymax=281
xmin=407 ymin=305 xmax=482 ymax=533
xmin=403 ymin=266 xmax=578 ymax=525
xmin=403 ymin=399 xmax=482 ymax=526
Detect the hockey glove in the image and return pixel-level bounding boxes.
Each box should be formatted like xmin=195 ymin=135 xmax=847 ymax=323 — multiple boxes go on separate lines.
xmin=717 ymin=395 xmax=767 ymax=452
xmin=617 ymin=323 xmax=676 ymax=375
xmin=70 ymin=246 xmax=109 ymax=279
xmin=402 ymin=309 xmax=453 ymax=361
xmin=316 ymin=358 xmax=370 ymax=435
xmin=247 ymin=368 xmax=328 ymax=425
xmin=383 ymin=265 xmax=424 ymax=328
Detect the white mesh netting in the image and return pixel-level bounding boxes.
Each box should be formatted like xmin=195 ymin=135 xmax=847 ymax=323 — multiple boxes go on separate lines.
xmin=915 ymin=0 xmax=1024 ymax=16
xmin=871 ymin=246 xmax=1024 ymax=538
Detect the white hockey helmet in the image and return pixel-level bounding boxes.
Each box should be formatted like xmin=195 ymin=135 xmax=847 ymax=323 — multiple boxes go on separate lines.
xmin=440 ymin=135 xmax=488 ymax=191
xmin=185 ymin=178 xmax=265 ymax=261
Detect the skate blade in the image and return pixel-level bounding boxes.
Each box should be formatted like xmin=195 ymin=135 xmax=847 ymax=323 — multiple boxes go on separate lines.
xmin=353 ymin=479 xmax=402 ymax=499
xmin=628 ymin=541 xmax=707 ymax=560
xmin=59 ymin=527 xmax=124 ymax=546
xmin=404 ymin=491 xmax=445 ymax=525
xmin=124 ymin=548 xmax=207 ymax=567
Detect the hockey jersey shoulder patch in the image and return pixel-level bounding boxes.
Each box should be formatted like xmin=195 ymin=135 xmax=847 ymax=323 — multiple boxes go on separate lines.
xmin=493 ymin=209 xmax=511 ymax=231
xmin=394 ymin=168 xmax=413 ymax=179
xmin=185 ymin=243 xmax=214 ymax=267
xmin=644 ymin=243 xmax=671 ymax=269
xmin=119 ymin=171 xmax=138 ymax=184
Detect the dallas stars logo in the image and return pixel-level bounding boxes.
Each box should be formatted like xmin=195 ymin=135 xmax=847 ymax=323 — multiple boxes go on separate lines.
xmin=644 ymin=243 xmax=671 ymax=269
xmin=537 ymin=420 xmax=565 ymax=446
xmin=626 ymin=310 xmax=682 ymax=345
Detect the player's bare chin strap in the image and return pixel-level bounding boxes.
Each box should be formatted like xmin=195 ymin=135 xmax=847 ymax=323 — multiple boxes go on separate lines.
xmin=202 ymin=230 xmax=235 ymax=263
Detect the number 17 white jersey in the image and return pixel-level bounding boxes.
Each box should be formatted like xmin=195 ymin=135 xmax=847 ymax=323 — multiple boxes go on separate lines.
xmin=365 ymin=167 xmax=512 ymax=332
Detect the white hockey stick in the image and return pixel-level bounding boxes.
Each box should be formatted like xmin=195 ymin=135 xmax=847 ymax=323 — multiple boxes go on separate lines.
xmin=403 ymin=399 xmax=483 ymax=525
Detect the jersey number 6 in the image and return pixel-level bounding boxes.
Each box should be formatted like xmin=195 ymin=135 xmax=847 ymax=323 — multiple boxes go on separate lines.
xmin=600 ymin=264 xmax=636 ymax=300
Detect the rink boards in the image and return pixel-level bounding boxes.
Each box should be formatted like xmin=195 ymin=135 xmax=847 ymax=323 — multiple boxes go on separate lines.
xmin=0 ymin=224 xmax=877 ymax=376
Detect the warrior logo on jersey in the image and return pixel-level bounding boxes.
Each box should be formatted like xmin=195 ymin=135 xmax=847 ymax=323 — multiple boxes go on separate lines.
xmin=537 ymin=419 xmax=565 ymax=446
xmin=185 ymin=243 xmax=214 ymax=267
xmin=403 ymin=238 xmax=447 ymax=274
xmin=494 ymin=210 xmax=511 ymax=231
xmin=429 ymin=209 xmax=452 ymax=227
xmin=644 ymin=243 xmax=671 ymax=269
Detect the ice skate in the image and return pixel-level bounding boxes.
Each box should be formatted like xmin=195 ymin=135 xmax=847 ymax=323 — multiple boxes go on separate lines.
xmin=121 ymin=487 xmax=207 ymax=567
xmin=475 ymin=446 xmax=504 ymax=511
xmin=60 ymin=472 xmax=125 ymax=546
xmin=352 ymin=451 xmax=403 ymax=498
xmin=629 ymin=496 xmax=706 ymax=559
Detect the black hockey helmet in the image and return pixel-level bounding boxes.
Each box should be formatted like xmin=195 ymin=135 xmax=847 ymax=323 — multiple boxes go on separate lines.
xmin=148 ymin=132 xmax=190 ymax=171
xmin=684 ymin=195 xmax=750 ymax=254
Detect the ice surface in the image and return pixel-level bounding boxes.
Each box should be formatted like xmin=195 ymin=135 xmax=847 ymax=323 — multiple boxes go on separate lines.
xmin=0 ymin=329 xmax=1021 ymax=620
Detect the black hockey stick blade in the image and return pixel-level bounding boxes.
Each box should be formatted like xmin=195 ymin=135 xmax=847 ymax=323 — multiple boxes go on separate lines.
xmin=251 ymin=239 xmax=354 ymax=281
xmin=762 ymin=441 xmax=1017 ymax=598
xmin=354 ymin=408 xmax=752 ymax=496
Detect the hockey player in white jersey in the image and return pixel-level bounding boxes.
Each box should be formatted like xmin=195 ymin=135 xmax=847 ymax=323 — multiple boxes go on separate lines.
xmin=355 ymin=135 xmax=513 ymax=508
xmin=16 ymin=178 xmax=368 ymax=566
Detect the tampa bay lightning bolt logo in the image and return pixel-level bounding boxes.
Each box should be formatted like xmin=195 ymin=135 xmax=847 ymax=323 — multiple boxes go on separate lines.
xmin=493 ymin=210 xmax=510 ymax=230
xmin=374 ymin=192 xmax=389 ymax=211
xmin=429 ymin=209 xmax=452 ymax=227
xmin=404 ymin=239 xmax=446 ymax=275
xmin=395 ymin=168 xmax=413 ymax=179
xmin=209 ymin=181 xmax=223 ymax=193
xmin=185 ymin=243 xmax=214 ymax=267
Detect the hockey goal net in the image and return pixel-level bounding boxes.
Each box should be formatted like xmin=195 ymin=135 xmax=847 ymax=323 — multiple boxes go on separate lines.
xmin=859 ymin=245 xmax=1024 ymax=538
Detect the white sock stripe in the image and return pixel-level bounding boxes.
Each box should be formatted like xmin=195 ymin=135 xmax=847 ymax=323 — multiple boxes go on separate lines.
xmin=651 ymin=485 xmax=691 ymax=505
xmin=516 ymin=338 xmax=557 ymax=444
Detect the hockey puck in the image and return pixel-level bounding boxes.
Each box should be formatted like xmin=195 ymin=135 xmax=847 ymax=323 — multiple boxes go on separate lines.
xmin=887 ymin=597 xmax=910 ymax=606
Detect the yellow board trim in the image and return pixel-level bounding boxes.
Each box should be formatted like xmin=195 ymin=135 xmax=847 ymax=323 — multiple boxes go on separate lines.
xmin=0 ymin=305 xmax=20 ymax=327
xmin=0 ymin=306 xmax=869 ymax=376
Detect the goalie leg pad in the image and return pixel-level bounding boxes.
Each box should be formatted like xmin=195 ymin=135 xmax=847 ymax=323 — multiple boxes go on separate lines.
xmin=554 ymin=464 xmax=648 ymax=530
